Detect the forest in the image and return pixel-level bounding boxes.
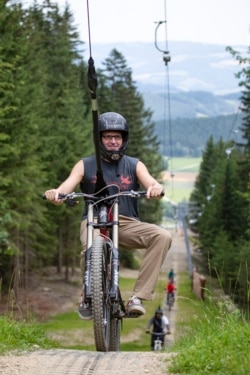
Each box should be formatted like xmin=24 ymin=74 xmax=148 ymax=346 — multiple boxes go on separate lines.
xmin=0 ymin=0 xmax=163 ymax=293
xmin=0 ymin=0 xmax=249 ymax=314
xmin=156 ymin=113 xmax=244 ymax=157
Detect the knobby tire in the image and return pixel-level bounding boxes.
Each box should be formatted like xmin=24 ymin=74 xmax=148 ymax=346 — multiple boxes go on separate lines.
xmin=91 ymin=236 xmax=110 ymax=352
xmin=168 ymin=296 xmax=173 ymax=311
xmin=109 ymin=305 xmax=121 ymax=351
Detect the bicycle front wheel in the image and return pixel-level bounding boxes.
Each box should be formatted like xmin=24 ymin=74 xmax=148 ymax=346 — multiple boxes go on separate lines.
xmin=91 ymin=236 xmax=110 ymax=352
xmin=168 ymin=296 xmax=173 ymax=311
xmin=109 ymin=304 xmax=121 ymax=351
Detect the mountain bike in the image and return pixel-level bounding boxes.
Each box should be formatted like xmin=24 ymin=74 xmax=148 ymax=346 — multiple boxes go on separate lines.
xmin=166 ymin=292 xmax=174 ymax=311
xmin=51 ymin=187 xmax=148 ymax=352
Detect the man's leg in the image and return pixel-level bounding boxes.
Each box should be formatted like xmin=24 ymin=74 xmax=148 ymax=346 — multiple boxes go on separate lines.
xmin=119 ymin=216 xmax=172 ymax=301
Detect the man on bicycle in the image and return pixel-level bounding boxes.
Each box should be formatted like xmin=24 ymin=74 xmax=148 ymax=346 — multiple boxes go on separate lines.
xmin=145 ymin=308 xmax=171 ymax=350
xmin=44 ymin=112 xmax=172 ymax=319
xmin=166 ymin=279 xmax=176 ymax=306
xmin=168 ymin=268 xmax=175 ymax=282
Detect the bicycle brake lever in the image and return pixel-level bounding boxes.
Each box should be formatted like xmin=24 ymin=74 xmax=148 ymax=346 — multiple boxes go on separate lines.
xmin=66 ymin=199 xmax=77 ymax=207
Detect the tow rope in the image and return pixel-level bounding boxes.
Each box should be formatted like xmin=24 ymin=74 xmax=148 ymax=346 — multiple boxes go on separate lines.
xmin=86 ymin=0 xmax=106 ymax=193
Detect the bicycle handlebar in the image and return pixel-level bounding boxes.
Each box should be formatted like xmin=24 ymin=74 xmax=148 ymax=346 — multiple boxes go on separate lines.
xmin=58 ymin=190 xmax=148 ymax=200
xmin=43 ymin=189 xmax=164 ymax=202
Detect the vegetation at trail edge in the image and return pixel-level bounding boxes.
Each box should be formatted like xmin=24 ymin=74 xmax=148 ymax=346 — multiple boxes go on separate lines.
xmin=168 ymin=273 xmax=250 ymax=375
xmin=0 ymin=316 xmax=57 ymax=354
xmin=187 ymin=46 xmax=250 ymax=315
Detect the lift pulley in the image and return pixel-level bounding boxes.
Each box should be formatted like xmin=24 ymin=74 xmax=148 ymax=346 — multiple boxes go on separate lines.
xmin=154 ymin=21 xmax=171 ymax=66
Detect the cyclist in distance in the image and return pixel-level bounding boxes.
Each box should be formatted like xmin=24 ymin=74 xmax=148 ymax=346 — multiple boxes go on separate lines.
xmin=44 ymin=112 xmax=172 ymax=319
xmin=165 ymin=279 xmax=176 ymax=306
xmin=145 ymin=308 xmax=171 ymax=350
xmin=168 ymin=268 xmax=175 ymax=282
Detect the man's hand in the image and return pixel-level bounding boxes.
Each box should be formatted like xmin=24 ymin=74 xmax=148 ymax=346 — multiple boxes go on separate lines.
xmin=146 ymin=185 xmax=164 ymax=199
xmin=44 ymin=189 xmax=64 ymax=205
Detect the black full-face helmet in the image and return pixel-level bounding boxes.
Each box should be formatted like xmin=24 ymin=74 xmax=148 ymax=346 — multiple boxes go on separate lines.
xmin=98 ymin=112 xmax=129 ymax=161
xmin=155 ymin=308 xmax=163 ymax=315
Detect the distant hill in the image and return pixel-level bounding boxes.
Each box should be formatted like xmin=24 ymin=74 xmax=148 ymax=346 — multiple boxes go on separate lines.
xmin=90 ymin=41 xmax=246 ymax=120
xmin=142 ymin=90 xmax=240 ymax=120
xmin=155 ymin=113 xmax=244 ymax=157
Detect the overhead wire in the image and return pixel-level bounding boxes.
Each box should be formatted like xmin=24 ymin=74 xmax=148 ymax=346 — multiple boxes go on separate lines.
xmin=86 ymin=0 xmax=92 ymax=57
xmin=155 ymin=0 xmax=175 ymax=199
xmin=223 ymin=105 xmax=241 ymax=159
xmin=163 ymin=1 xmax=175 ymax=184
xmin=154 ymin=0 xmax=175 ymax=310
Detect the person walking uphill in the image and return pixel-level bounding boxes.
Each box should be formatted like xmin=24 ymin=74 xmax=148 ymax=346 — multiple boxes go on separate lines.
xmin=44 ymin=112 xmax=172 ymax=319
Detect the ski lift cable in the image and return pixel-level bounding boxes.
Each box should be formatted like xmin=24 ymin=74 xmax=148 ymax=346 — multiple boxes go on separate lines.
xmin=154 ymin=0 xmax=175 ymax=196
xmin=163 ymin=0 xmax=174 ymax=179
xmin=224 ymin=107 xmax=241 ymax=159
xmin=226 ymin=106 xmax=240 ymax=144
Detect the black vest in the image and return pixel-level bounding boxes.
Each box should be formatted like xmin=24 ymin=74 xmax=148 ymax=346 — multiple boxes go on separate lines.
xmin=80 ymin=155 xmax=140 ymax=218
xmin=153 ymin=317 xmax=163 ymax=333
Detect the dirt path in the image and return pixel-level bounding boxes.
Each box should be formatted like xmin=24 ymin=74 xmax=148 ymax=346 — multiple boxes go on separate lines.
xmin=0 ymin=230 xmax=187 ymax=375
xmin=0 ymin=349 xmax=176 ymax=375
xmin=161 ymin=229 xmax=188 ymax=342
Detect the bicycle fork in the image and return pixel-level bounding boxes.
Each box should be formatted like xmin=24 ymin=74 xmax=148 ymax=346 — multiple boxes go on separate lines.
xmin=84 ymin=201 xmax=120 ymax=302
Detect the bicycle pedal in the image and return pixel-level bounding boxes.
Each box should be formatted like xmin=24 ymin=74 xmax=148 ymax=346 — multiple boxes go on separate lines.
xmin=124 ymin=312 xmax=141 ymax=318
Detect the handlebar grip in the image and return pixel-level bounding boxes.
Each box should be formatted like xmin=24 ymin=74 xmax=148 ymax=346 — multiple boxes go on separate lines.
xmin=42 ymin=194 xmax=47 ymax=200
xmin=58 ymin=193 xmax=67 ymax=199
xmin=160 ymin=191 xmax=165 ymax=197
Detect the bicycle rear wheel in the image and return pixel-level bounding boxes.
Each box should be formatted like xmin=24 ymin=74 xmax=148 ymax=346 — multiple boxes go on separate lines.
xmin=91 ymin=236 xmax=110 ymax=351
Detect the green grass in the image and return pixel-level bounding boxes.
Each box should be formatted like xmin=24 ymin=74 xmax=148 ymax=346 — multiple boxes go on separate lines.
xmin=168 ymin=272 xmax=250 ymax=375
xmin=0 ymin=316 xmax=57 ymax=354
xmin=163 ymin=157 xmax=201 ymax=203
xmin=168 ymin=186 xmax=193 ymax=203
xmin=167 ymin=157 xmax=201 ymax=173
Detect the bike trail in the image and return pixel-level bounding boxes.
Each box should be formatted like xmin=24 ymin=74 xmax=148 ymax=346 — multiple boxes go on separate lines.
xmin=161 ymin=229 xmax=188 ymax=345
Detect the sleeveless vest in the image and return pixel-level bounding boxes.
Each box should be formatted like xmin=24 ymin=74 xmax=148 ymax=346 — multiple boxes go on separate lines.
xmin=80 ymin=155 xmax=140 ymax=218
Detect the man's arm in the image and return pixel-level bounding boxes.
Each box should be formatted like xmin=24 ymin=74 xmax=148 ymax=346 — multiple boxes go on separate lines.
xmin=145 ymin=317 xmax=153 ymax=332
xmin=136 ymin=161 xmax=163 ymax=199
xmin=45 ymin=160 xmax=84 ymax=203
xmin=162 ymin=316 xmax=171 ymax=334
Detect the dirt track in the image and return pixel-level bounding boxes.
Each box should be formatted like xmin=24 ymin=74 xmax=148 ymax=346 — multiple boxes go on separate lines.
xmin=0 ymin=230 xmax=188 ymax=375
xmin=0 ymin=349 xmax=176 ymax=375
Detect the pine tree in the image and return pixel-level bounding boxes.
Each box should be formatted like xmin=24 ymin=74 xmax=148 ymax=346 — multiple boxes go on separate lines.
xmin=0 ymin=0 xmax=92 ymax=286
xmin=24 ymin=1 xmax=92 ymax=279
xmin=0 ymin=0 xmax=46 ymax=292
xmin=97 ymin=48 xmax=163 ymax=223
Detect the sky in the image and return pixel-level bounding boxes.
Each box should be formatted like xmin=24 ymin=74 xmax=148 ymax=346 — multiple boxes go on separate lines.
xmin=49 ymin=0 xmax=250 ymax=47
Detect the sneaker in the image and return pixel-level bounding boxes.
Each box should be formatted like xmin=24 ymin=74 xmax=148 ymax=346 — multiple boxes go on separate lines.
xmin=78 ymin=295 xmax=92 ymax=320
xmin=126 ymin=296 xmax=146 ymax=316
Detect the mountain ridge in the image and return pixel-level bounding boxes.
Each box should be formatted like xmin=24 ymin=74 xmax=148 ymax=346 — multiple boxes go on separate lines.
xmin=88 ymin=41 xmax=246 ymax=120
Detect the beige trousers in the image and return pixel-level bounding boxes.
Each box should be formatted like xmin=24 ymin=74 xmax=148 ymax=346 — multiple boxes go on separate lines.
xmin=80 ymin=215 xmax=172 ymax=301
